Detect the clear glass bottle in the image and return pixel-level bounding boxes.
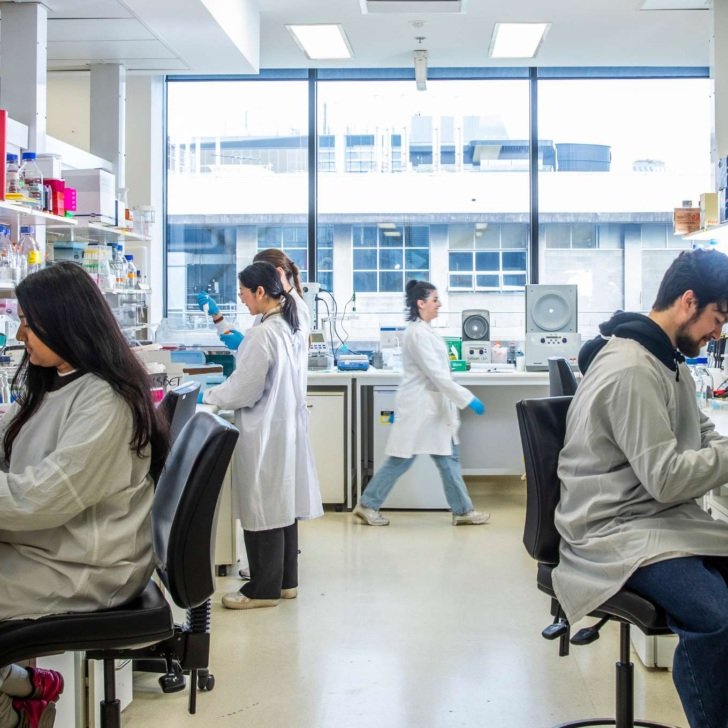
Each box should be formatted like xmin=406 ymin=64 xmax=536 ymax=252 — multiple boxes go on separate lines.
xmin=113 ymin=245 xmax=126 ymax=288
xmin=19 ymin=226 xmax=42 ymax=277
xmin=124 ymin=254 xmax=137 ymax=289
xmin=5 ymin=154 xmax=20 ymax=195
xmin=19 ymin=152 xmax=44 ymax=208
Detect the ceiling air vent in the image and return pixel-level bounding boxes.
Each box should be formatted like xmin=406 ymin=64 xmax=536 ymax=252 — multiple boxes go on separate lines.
xmin=361 ymin=0 xmax=465 ymax=14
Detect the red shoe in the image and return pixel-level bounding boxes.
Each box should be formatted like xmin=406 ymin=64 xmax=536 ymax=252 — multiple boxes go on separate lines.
xmin=11 ymin=699 xmax=57 ymax=728
xmin=26 ymin=668 xmax=64 ymax=702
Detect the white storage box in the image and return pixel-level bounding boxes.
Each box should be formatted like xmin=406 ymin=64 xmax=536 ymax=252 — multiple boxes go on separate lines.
xmin=37 ymin=153 xmax=62 ymax=179
xmin=63 ymin=168 xmax=116 ymax=224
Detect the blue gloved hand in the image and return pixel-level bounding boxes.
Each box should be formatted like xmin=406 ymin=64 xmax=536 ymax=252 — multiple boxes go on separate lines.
xmin=197 ymin=389 xmax=205 ymax=404
xmin=468 ymin=397 xmax=485 ymax=415
xmin=388 ymin=412 xmax=395 ymax=424
xmin=197 ymin=292 xmax=219 ymax=316
xmin=220 ymin=329 xmax=244 ymax=351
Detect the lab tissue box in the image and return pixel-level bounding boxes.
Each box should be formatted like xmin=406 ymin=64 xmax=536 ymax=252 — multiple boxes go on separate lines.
xmin=62 ymin=168 xmax=115 ymax=224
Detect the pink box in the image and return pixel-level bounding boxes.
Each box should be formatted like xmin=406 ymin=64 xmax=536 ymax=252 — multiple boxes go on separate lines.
xmin=64 ymin=187 xmax=77 ymax=212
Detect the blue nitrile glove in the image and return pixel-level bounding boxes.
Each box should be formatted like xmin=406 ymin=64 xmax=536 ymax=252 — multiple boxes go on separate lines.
xmin=197 ymin=292 xmax=219 ymax=316
xmin=468 ymin=397 xmax=485 ymax=415
xmin=388 ymin=412 xmax=395 ymax=423
xmin=219 ymin=329 xmax=244 ymax=351
xmin=197 ymin=389 xmax=205 ymax=404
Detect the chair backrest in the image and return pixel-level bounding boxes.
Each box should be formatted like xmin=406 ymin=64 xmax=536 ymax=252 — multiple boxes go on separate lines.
xmin=159 ymin=381 xmax=201 ymax=445
xmin=547 ymin=357 xmax=578 ymax=397
xmin=516 ymin=396 xmax=573 ymax=565
xmin=152 ymin=410 xmax=238 ymax=609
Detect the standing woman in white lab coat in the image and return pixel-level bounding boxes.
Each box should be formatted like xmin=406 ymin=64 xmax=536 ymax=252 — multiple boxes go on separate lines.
xmin=201 ymin=261 xmax=323 ymax=609
xmin=197 ymin=248 xmax=310 ymax=382
xmin=353 ymin=279 xmax=490 ymax=527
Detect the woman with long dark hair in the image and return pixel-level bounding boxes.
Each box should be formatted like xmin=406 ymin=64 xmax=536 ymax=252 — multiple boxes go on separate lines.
xmin=0 ymin=261 xmax=168 ymax=727
xmin=353 ymin=279 xmax=489 ymax=528
xmin=196 ymin=247 xmax=308 ymax=355
xmin=201 ymin=261 xmax=322 ymax=609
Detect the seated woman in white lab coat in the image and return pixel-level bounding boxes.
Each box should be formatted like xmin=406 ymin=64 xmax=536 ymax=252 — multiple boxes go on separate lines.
xmin=0 ymin=261 xmax=168 ymax=728
xmin=353 ymin=279 xmax=490 ymax=527
xmin=201 ymin=261 xmax=323 ymax=610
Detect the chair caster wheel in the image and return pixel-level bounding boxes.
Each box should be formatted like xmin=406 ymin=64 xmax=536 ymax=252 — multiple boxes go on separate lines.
xmin=198 ymin=673 xmax=215 ymax=691
xmin=159 ymin=672 xmax=186 ymax=693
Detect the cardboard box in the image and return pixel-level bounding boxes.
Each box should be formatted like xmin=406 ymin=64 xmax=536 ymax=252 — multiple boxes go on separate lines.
xmin=700 ymin=192 xmax=720 ymax=229
xmin=62 ymin=168 xmax=115 ymax=224
xmin=673 ymin=207 xmax=701 ymax=236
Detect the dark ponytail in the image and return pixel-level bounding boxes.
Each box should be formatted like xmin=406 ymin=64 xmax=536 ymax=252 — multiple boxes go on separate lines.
xmin=239 ymin=261 xmax=300 ymax=333
xmin=405 ymin=279 xmax=436 ymax=322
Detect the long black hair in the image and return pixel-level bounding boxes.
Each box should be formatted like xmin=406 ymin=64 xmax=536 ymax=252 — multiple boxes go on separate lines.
xmin=239 ymin=261 xmax=300 ymax=333
xmin=405 ymin=279 xmax=436 ymax=321
xmin=5 ymin=261 xmax=169 ymax=478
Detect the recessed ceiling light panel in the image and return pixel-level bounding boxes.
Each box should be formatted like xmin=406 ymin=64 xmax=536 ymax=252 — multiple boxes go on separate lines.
xmin=286 ymin=24 xmax=353 ymax=60
xmin=489 ymin=22 xmax=550 ymax=59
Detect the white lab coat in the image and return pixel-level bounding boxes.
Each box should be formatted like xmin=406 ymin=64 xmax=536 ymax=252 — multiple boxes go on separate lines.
xmin=0 ymin=374 xmax=154 ymax=620
xmin=386 ymin=319 xmax=473 ymax=458
xmin=215 ymin=288 xmax=310 ymax=392
xmin=203 ymin=312 xmax=322 ymax=531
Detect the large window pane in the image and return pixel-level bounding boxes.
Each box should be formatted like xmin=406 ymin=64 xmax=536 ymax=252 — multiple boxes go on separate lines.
xmin=539 ymin=78 xmax=712 ymax=336
xmin=166 ymin=79 xmax=308 ymax=318
xmin=317 ymin=78 xmax=529 ymax=335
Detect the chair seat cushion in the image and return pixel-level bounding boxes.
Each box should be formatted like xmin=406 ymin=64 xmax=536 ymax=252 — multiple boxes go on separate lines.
xmin=0 ymin=580 xmax=174 ymax=667
xmin=537 ymin=562 xmax=672 ymax=635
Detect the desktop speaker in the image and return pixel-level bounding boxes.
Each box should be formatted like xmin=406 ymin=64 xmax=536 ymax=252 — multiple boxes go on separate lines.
xmin=462 ymin=310 xmax=491 ymax=363
xmin=526 ymin=285 xmax=578 ymax=333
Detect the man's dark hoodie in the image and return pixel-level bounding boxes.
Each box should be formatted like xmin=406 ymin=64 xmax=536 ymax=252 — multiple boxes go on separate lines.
xmin=578 ymin=311 xmax=685 ymax=380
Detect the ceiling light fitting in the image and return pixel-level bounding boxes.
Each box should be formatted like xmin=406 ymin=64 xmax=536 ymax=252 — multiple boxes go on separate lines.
xmin=489 ymin=22 xmax=550 ymax=59
xmin=413 ymin=49 xmax=428 ymax=91
xmin=286 ymin=24 xmax=353 ymax=60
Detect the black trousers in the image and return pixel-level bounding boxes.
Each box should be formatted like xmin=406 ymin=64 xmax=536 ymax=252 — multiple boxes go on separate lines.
xmin=240 ymin=521 xmax=298 ymax=600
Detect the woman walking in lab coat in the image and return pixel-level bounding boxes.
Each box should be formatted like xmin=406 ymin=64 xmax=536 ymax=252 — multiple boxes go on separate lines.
xmin=353 ymin=279 xmax=490 ymax=527
xmin=201 ymin=261 xmax=323 ymax=609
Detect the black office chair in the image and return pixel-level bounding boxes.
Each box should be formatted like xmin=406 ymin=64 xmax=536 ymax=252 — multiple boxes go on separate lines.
xmin=516 ymin=396 xmax=678 ymax=728
xmin=159 ymin=381 xmax=201 ymax=444
xmin=547 ymin=356 xmax=579 ymax=396
xmin=0 ymin=411 xmax=238 ymax=727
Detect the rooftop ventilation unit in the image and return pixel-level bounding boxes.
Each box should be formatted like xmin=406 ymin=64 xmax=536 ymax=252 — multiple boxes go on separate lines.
xmin=361 ymin=0 xmax=465 ymax=13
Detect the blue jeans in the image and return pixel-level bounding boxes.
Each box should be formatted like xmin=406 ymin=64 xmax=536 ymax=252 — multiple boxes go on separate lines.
xmin=626 ymin=556 xmax=728 ymax=728
xmin=360 ymin=443 xmax=474 ymax=515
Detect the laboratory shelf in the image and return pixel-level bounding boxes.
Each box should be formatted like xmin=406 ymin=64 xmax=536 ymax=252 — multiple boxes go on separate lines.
xmin=684 ymin=220 xmax=728 ymax=243
xmin=0 ymin=199 xmax=77 ymax=228
xmin=46 ymin=220 xmax=150 ymax=244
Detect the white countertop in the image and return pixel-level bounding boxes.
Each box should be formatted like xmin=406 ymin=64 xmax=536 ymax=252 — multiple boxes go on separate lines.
xmin=308 ymin=368 xmax=549 ymax=386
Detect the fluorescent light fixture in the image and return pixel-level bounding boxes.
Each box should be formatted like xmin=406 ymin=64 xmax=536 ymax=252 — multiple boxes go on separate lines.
xmin=286 ymin=24 xmax=353 ymax=60
xmin=413 ymin=49 xmax=428 ymax=91
xmin=378 ymin=222 xmax=397 ymax=229
xmin=475 ymin=222 xmax=488 ymax=230
xmin=641 ymin=0 xmax=709 ymax=8
xmin=489 ymin=22 xmax=550 ymax=59
xmin=383 ymin=231 xmax=401 ymax=237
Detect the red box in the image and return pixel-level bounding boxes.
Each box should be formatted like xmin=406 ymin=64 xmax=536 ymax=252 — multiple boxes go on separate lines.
xmin=46 ymin=178 xmax=65 ymax=216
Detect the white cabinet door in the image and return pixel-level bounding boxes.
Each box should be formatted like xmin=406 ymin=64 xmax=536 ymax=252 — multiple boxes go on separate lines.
xmin=307 ymin=392 xmax=346 ymax=504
